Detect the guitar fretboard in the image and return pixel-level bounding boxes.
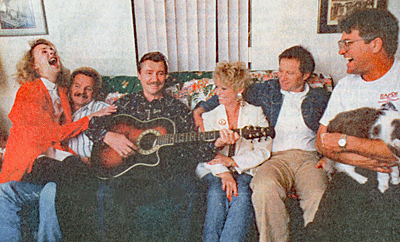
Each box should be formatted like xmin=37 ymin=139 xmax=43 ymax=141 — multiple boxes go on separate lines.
xmin=156 ymin=129 xmax=242 ymax=145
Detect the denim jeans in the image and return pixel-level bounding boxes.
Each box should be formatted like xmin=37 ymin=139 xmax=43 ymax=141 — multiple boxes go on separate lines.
xmin=0 ymin=181 xmax=61 ymax=242
xmin=38 ymin=182 xmax=62 ymax=242
xmin=202 ymin=172 xmax=254 ymax=242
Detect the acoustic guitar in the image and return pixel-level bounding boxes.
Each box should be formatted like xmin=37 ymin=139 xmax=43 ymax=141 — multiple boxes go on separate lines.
xmin=91 ymin=114 xmax=275 ymax=179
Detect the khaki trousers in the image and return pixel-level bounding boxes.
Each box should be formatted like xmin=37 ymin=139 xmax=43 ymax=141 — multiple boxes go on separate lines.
xmin=250 ymin=149 xmax=328 ymax=242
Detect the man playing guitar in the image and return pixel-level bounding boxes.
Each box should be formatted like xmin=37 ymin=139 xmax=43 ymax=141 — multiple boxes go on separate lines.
xmin=58 ymin=52 xmax=239 ymax=241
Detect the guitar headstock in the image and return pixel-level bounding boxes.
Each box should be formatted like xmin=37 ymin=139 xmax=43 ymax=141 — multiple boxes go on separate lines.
xmin=241 ymin=126 xmax=275 ymax=140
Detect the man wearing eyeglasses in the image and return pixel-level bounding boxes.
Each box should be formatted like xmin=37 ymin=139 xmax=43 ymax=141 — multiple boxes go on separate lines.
xmin=308 ymin=9 xmax=400 ymax=241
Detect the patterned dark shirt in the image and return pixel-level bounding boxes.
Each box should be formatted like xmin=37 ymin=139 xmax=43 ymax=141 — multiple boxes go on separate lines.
xmin=86 ymin=91 xmax=218 ymax=178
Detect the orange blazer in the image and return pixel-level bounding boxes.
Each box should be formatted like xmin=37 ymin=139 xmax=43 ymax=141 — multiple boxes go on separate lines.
xmin=0 ymin=79 xmax=89 ymax=183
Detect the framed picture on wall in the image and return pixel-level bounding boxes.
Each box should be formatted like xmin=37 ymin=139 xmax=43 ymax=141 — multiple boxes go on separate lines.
xmin=318 ymin=0 xmax=388 ymax=34
xmin=0 ymin=0 xmax=48 ymax=36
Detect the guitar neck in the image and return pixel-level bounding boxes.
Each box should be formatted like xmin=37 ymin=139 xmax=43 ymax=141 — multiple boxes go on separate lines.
xmin=156 ymin=128 xmax=241 ymax=146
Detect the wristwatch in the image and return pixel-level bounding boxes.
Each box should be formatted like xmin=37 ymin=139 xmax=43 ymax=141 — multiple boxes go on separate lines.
xmin=338 ymin=134 xmax=347 ymax=151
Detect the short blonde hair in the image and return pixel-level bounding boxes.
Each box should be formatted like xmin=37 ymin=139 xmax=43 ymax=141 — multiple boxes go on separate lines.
xmin=213 ymin=61 xmax=250 ymax=92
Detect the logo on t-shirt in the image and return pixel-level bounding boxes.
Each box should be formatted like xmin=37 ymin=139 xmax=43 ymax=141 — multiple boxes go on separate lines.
xmin=379 ymin=92 xmax=399 ymax=103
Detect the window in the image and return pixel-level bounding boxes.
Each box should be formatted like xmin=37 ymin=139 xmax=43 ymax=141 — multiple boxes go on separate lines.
xmin=132 ymin=0 xmax=251 ymax=72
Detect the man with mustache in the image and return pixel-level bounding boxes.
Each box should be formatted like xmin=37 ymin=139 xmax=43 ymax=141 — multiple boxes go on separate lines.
xmin=56 ymin=52 xmax=230 ymax=241
xmin=38 ymin=66 xmax=115 ymax=241
xmin=67 ymin=67 xmax=115 ymax=164
xmin=0 ymin=39 xmax=114 ymax=241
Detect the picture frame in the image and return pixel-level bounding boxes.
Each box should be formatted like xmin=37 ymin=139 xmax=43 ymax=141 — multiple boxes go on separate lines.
xmin=318 ymin=0 xmax=388 ymax=34
xmin=0 ymin=0 xmax=48 ymax=37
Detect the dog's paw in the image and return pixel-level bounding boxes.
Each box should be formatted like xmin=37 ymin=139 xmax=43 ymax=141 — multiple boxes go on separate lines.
xmin=377 ymin=172 xmax=391 ymax=193
xmin=353 ymin=175 xmax=368 ymax=184
xmin=391 ymin=177 xmax=400 ymax=185
xmin=390 ymin=166 xmax=400 ymax=185
xmin=378 ymin=183 xmax=390 ymax=193
xmin=344 ymin=171 xmax=368 ymax=184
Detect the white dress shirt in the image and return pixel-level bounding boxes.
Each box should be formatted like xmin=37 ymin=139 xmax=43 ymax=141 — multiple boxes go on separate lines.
xmin=272 ymin=84 xmax=317 ymax=152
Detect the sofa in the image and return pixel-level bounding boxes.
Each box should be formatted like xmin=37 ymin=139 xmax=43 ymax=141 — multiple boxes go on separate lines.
xmin=17 ymin=70 xmax=332 ymax=241
xmin=97 ymin=70 xmax=333 ymax=240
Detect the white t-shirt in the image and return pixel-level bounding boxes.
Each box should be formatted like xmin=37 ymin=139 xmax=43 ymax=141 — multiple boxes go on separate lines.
xmin=320 ymin=59 xmax=400 ymax=126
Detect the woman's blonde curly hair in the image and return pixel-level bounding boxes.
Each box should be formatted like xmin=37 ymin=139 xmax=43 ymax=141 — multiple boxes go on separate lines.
xmin=15 ymin=39 xmax=69 ymax=86
xmin=213 ymin=61 xmax=251 ymax=92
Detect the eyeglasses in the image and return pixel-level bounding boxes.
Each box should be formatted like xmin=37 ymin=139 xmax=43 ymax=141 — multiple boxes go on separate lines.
xmin=337 ymin=39 xmax=365 ymax=51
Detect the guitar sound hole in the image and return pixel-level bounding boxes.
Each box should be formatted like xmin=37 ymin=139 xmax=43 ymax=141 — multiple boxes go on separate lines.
xmin=139 ymin=133 xmax=157 ymax=151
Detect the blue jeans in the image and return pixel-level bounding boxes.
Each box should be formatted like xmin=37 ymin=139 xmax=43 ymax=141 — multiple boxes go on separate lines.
xmin=38 ymin=182 xmax=62 ymax=242
xmin=202 ymin=173 xmax=254 ymax=242
xmin=0 ymin=181 xmax=61 ymax=242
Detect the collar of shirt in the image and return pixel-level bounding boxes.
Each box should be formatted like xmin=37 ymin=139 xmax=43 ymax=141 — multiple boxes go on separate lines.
xmin=72 ymin=100 xmax=96 ymax=119
xmin=41 ymin=77 xmax=62 ymax=115
xmin=280 ymin=83 xmax=310 ymax=98
xmin=41 ymin=77 xmax=57 ymax=93
xmin=138 ymin=91 xmax=168 ymax=103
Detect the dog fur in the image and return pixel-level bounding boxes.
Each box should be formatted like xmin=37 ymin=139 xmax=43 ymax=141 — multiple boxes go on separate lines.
xmin=325 ymin=107 xmax=400 ymax=193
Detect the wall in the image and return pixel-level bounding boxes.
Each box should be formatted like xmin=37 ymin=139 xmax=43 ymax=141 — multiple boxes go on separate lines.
xmin=0 ymin=0 xmax=136 ymax=134
xmin=0 ymin=0 xmax=399 ymax=135
xmin=252 ymin=0 xmax=400 ymax=82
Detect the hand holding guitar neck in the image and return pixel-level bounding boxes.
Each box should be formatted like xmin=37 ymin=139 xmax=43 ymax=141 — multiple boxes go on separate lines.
xmin=91 ymin=115 xmax=275 ymax=178
xmin=215 ymin=128 xmax=240 ymax=148
xmin=103 ymin=131 xmax=138 ymax=158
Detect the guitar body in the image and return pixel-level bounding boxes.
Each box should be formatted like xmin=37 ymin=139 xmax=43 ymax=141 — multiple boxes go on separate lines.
xmin=91 ymin=114 xmax=275 ymax=179
xmin=91 ymin=114 xmax=176 ymax=178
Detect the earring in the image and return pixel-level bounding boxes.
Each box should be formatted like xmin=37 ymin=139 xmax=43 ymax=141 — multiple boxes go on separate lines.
xmin=237 ymin=92 xmax=245 ymax=106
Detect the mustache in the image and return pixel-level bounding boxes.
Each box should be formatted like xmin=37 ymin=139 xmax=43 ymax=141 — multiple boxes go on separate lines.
xmin=149 ymin=81 xmax=162 ymax=86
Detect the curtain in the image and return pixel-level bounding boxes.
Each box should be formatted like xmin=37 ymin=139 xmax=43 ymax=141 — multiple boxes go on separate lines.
xmin=132 ymin=0 xmax=249 ymax=72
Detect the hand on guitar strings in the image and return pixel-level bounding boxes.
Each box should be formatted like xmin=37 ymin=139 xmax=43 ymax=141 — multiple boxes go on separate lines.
xmin=207 ymin=153 xmax=238 ymax=168
xmin=215 ymin=128 xmax=240 ymax=148
xmin=218 ymin=171 xmax=238 ymax=201
xmin=103 ymin=131 xmax=138 ymax=158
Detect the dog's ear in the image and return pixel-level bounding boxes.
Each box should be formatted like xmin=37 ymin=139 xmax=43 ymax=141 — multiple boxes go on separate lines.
xmin=370 ymin=124 xmax=382 ymax=139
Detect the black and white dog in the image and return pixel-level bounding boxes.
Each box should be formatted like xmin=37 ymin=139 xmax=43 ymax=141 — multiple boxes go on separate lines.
xmin=325 ymin=107 xmax=400 ymax=193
